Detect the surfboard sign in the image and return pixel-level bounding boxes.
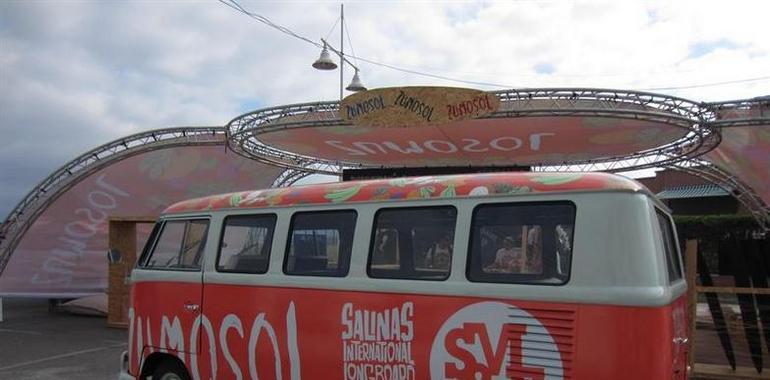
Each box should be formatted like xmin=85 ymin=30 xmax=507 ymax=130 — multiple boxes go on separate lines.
xmin=340 ymin=86 xmax=501 ymax=128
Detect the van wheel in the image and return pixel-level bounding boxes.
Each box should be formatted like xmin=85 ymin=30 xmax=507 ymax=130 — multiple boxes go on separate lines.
xmin=152 ymin=359 xmax=190 ymax=380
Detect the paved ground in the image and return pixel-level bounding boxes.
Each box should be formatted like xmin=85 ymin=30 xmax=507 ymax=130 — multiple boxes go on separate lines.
xmin=693 ymin=316 xmax=770 ymax=378
xmin=0 ymin=298 xmax=126 ymax=380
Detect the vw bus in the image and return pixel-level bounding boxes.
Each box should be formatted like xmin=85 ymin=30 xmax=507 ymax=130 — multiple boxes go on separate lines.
xmin=118 ymin=171 xmax=687 ymax=380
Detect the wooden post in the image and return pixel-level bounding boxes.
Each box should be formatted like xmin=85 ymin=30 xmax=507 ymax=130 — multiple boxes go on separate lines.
xmin=686 ymin=239 xmax=699 ymax=371
xmin=107 ymin=217 xmax=154 ymax=328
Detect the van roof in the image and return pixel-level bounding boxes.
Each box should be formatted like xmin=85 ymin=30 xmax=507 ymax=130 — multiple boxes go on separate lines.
xmin=163 ymin=172 xmax=649 ymax=214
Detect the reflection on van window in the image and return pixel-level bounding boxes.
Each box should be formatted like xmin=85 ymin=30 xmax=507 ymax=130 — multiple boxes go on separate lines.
xmin=555 ymin=224 xmax=573 ymax=276
xmin=369 ymin=207 xmax=456 ymax=281
xmin=145 ymin=219 xmax=209 ymax=270
xmin=284 ymin=210 xmax=356 ymax=277
xmin=217 ymin=215 xmax=276 ymax=274
xmin=468 ymin=202 xmax=575 ymax=285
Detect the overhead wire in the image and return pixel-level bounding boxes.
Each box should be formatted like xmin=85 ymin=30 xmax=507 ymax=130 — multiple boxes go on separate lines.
xmin=218 ymin=0 xmax=322 ymax=48
xmin=219 ymin=0 xmax=769 ymax=92
xmin=640 ymin=76 xmax=770 ymax=91
xmin=343 ymin=17 xmax=357 ymax=67
xmin=218 ymin=0 xmax=515 ymax=87
xmin=349 ymin=55 xmax=515 ymax=88
xmin=325 ymin=15 xmax=340 ymax=41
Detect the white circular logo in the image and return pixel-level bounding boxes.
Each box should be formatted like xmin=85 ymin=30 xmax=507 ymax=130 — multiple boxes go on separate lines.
xmin=430 ymin=301 xmax=564 ymax=380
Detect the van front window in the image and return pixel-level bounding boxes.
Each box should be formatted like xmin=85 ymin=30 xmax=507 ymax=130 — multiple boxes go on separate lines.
xmin=143 ymin=219 xmax=209 ymax=270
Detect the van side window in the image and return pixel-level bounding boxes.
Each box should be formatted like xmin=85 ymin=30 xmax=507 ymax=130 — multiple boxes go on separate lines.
xmin=467 ymin=202 xmax=575 ymax=285
xmin=656 ymin=210 xmax=683 ymax=282
xmin=217 ymin=214 xmax=276 ymax=274
xmin=284 ymin=210 xmax=356 ymax=277
xmin=144 ymin=219 xmax=209 ymax=270
xmin=368 ymin=207 xmax=457 ymax=281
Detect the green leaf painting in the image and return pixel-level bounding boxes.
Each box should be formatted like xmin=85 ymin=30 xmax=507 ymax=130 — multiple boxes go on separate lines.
xmin=440 ymin=185 xmax=457 ymax=198
xmin=531 ymin=174 xmax=583 ymax=185
xmin=418 ymin=186 xmax=435 ymax=198
xmin=324 ymin=185 xmax=363 ymax=203
xmin=229 ymin=193 xmax=242 ymax=207
xmin=388 ymin=178 xmax=409 ymax=187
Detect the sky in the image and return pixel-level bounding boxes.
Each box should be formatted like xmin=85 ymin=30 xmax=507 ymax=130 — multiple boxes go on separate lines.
xmin=1 ymin=0 xmax=769 ymax=219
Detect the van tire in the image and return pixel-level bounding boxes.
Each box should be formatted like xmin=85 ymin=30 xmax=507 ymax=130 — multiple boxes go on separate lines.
xmin=151 ymin=359 xmax=190 ymax=380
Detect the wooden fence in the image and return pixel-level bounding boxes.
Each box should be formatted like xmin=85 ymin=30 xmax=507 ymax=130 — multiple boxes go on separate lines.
xmin=687 ymin=237 xmax=770 ymax=379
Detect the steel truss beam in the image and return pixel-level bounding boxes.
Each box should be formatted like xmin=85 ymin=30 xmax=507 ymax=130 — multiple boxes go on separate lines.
xmin=0 ymin=127 xmax=227 ymax=275
xmin=669 ymin=160 xmax=769 ymax=232
xmin=225 ymin=88 xmax=719 ymax=176
xmin=685 ymin=96 xmax=770 ymax=231
xmin=705 ymin=96 xmax=770 ymax=128
xmin=271 ymin=169 xmax=317 ymax=188
xmin=228 ymin=88 xmax=770 ymax=223
xmin=2 ymin=91 xmax=766 ymax=279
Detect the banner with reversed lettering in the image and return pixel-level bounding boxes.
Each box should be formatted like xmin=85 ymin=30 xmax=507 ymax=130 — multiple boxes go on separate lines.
xmin=0 ymin=145 xmax=282 ymax=297
xmin=258 ymin=115 xmax=687 ymax=167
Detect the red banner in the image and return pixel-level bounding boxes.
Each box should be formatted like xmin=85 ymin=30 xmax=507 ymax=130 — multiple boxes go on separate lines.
xmin=0 ymin=146 xmax=282 ymax=296
xmin=706 ymin=124 xmax=770 ymax=206
xmin=259 ymin=116 xmax=687 ymax=167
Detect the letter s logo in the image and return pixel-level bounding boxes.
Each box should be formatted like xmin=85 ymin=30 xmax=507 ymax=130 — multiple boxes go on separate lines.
xmin=430 ymin=302 xmax=564 ymax=380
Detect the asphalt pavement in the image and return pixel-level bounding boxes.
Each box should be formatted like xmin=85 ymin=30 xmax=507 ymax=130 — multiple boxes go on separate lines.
xmin=0 ymin=298 xmax=126 ymax=380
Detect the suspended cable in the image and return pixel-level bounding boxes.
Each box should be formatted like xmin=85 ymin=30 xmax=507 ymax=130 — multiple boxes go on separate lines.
xmin=349 ymin=55 xmax=516 ymax=88
xmin=325 ymin=15 xmax=340 ymax=41
xmin=218 ymin=0 xmax=514 ymax=87
xmin=640 ymin=76 xmax=770 ymax=91
xmin=218 ymin=0 xmax=322 ymax=48
xmin=343 ymin=17 xmax=357 ymax=66
xmin=219 ymin=0 xmax=768 ymax=92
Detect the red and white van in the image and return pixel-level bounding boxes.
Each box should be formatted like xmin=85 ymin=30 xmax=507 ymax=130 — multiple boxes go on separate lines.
xmin=119 ymin=171 xmax=688 ymax=380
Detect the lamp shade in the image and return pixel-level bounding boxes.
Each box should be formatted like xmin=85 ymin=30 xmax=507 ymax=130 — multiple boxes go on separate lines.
xmin=312 ymin=47 xmax=338 ymax=70
xmin=345 ymin=70 xmax=367 ymax=92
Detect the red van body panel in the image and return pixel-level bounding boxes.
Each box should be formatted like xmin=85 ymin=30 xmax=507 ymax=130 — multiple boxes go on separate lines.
xmin=128 ymin=282 xmax=687 ymax=379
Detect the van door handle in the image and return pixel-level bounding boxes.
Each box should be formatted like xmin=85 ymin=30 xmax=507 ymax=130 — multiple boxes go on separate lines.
xmin=183 ymin=303 xmax=200 ymax=314
xmin=673 ymin=337 xmax=688 ymax=345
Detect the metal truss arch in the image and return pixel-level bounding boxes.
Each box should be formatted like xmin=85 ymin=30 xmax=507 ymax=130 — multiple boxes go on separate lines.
xmin=0 ymin=126 xmax=229 ymax=275
xmin=226 ymin=101 xmax=361 ymax=175
xmin=271 ymin=168 xmax=316 ymax=188
xmin=669 ymin=160 xmax=769 ymax=232
xmin=226 ymin=88 xmax=720 ymax=175
xmin=702 ymin=96 xmax=770 ymax=128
